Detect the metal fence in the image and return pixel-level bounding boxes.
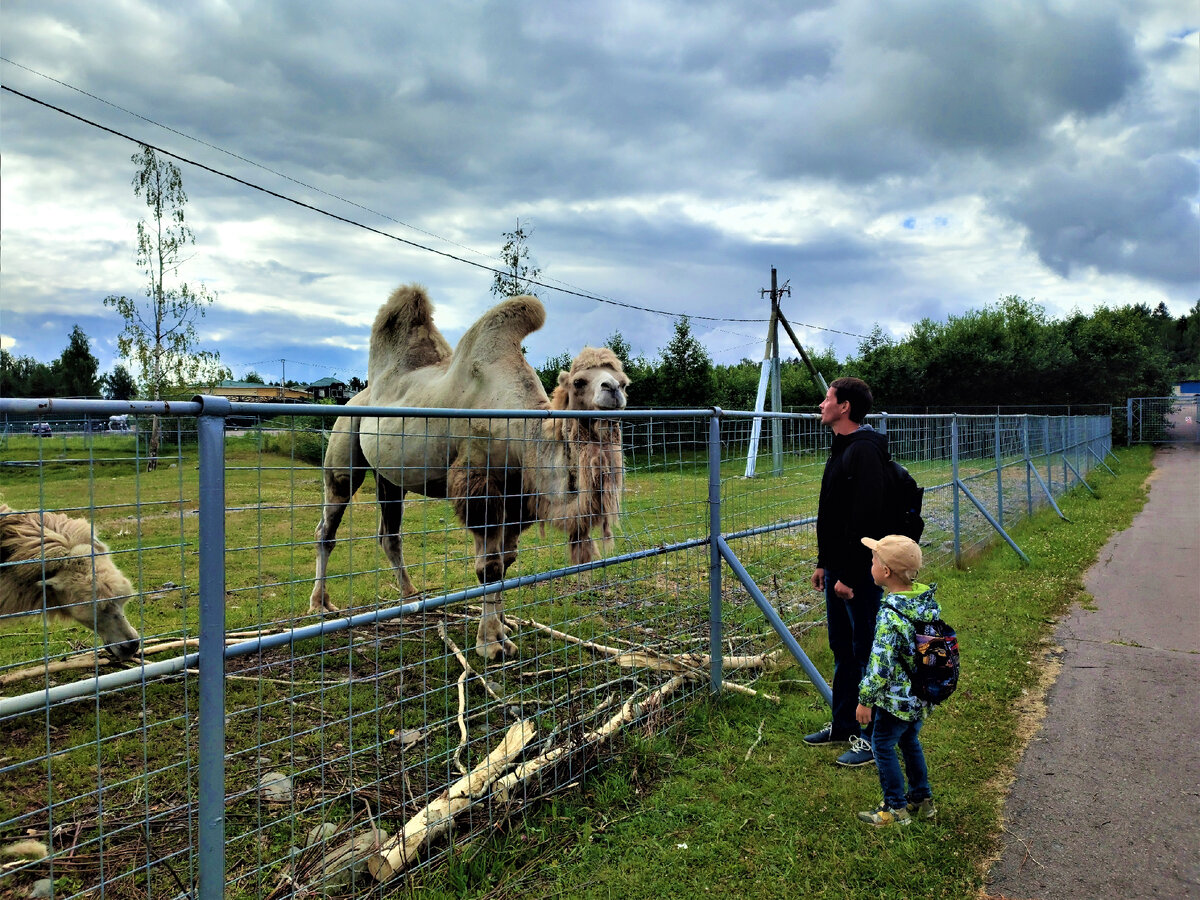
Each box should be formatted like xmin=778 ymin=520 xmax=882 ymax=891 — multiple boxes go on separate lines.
xmin=0 ymin=398 xmax=1112 ymax=898
xmin=1126 ymin=396 xmax=1200 ymax=445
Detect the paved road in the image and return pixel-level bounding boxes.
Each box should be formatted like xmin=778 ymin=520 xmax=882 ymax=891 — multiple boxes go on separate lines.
xmin=986 ymin=444 xmax=1200 ymax=899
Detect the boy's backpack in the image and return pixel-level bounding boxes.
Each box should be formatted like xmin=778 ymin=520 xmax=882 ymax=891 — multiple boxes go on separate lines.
xmin=884 ymin=602 xmax=959 ymax=705
xmin=884 ymin=457 xmax=925 ymax=542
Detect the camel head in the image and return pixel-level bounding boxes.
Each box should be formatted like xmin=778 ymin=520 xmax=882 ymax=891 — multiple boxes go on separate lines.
xmin=552 ymin=347 xmax=629 ymax=412
xmin=40 ymin=544 xmax=141 ymax=661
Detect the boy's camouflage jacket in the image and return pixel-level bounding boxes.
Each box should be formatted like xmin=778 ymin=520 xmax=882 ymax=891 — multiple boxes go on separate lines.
xmin=858 ymin=582 xmax=941 ymax=721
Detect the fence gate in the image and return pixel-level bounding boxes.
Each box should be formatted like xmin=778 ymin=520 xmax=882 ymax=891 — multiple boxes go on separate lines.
xmin=1126 ymin=396 xmax=1200 ymax=445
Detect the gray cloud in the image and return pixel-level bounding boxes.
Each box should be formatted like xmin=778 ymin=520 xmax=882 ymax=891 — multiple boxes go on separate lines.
xmin=1001 ymin=153 xmax=1200 ymax=283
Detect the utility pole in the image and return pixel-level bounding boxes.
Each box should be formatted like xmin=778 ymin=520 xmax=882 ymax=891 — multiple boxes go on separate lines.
xmin=744 ymin=268 xmax=829 ymax=477
xmin=745 ymin=268 xmax=787 ymax=477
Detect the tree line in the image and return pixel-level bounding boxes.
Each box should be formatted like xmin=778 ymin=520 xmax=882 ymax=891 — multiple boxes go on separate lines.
xmin=530 ymin=295 xmax=1197 ymax=414
xmin=7 ymin=294 xmax=1196 ymax=418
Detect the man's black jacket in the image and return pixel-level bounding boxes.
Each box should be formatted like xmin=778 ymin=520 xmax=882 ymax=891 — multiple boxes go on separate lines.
xmin=815 ymin=424 xmax=890 ymax=579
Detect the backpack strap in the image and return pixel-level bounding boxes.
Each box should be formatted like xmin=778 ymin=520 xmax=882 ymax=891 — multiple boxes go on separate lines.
xmin=880 ymin=601 xmax=920 ymax=682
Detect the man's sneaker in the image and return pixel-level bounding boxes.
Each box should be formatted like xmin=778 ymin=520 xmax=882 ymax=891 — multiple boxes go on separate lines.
xmin=857 ymin=802 xmax=912 ymax=827
xmin=835 ymin=736 xmax=875 ymax=767
xmin=907 ymin=797 xmax=937 ymax=819
xmin=802 ymin=723 xmax=844 ymax=746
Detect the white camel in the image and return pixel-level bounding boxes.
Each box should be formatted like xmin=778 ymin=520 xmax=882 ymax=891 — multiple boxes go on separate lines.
xmin=0 ymin=504 xmax=142 ymax=660
xmin=310 ymin=284 xmax=629 ymax=660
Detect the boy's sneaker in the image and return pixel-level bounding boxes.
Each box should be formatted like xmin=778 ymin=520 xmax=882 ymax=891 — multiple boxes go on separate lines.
xmin=835 ymin=736 xmax=875 ymax=767
xmin=857 ymin=802 xmax=912 ymax=827
xmin=802 ymin=723 xmax=845 ymax=746
xmin=907 ymin=797 xmax=937 ymax=819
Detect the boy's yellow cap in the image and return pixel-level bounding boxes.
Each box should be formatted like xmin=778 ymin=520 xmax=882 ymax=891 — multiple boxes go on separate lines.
xmin=861 ymin=534 xmax=922 ymax=575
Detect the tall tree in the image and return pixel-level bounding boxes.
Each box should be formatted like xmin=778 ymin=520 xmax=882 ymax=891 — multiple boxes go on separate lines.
xmin=53 ymin=325 xmax=101 ymax=397
xmin=101 ymin=364 xmax=139 ymax=400
xmin=1 ymin=350 xmax=56 ymax=397
xmin=657 ymin=316 xmax=713 ymax=408
xmin=490 ymin=218 xmax=542 ymax=299
xmin=604 ymin=331 xmax=634 ymax=370
xmin=104 ymin=146 xmax=222 ymax=469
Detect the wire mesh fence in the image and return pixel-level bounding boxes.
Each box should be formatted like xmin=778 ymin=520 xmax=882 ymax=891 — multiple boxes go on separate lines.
xmin=0 ymin=398 xmax=1112 ymax=898
xmin=1125 ymin=396 xmax=1200 ymax=445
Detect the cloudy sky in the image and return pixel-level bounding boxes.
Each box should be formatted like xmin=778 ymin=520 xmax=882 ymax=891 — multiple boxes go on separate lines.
xmin=1 ymin=0 xmax=1196 ymax=391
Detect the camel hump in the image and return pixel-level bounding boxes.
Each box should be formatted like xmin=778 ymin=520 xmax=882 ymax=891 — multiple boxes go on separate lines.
xmin=370 ymin=284 xmax=452 ymax=372
xmin=452 ymin=295 xmax=546 ymax=367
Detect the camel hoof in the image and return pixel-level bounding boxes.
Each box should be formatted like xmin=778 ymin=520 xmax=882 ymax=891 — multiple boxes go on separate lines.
xmin=308 ymin=591 xmax=339 ymax=614
xmin=475 ymin=619 xmax=518 ymax=661
xmin=475 ymin=637 xmax=519 ymax=662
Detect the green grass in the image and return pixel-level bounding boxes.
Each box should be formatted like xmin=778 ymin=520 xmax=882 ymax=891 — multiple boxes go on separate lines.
xmin=407 ymin=445 xmax=1155 ymax=900
xmin=0 ymin=431 xmax=1145 ymax=899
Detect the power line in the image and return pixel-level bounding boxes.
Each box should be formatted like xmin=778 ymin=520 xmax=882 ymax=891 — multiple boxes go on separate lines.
xmin=0 ymin=57 xmax=500 ymax=265
xmin=1 ymin=81 xmax=870 ymax=338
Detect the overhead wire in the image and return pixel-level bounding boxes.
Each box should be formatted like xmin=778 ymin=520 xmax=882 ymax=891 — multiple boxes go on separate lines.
xmin=0 ymin=78 xmax=870 ymax=339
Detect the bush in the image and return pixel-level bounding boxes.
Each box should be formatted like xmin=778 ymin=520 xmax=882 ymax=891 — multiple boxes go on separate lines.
xmin=258 ymin=416 xmax=327 ymax=465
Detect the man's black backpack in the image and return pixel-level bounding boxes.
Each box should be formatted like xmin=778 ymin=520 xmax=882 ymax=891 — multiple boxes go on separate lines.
xmin=884 ymin=601 xmax=959 ymax=705
xmin=884 ymin=457 xmax=925 ymax=541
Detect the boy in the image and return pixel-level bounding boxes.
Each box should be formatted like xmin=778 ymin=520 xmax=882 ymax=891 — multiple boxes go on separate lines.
xmin=854 ymin=534 xmax=940 ymax=827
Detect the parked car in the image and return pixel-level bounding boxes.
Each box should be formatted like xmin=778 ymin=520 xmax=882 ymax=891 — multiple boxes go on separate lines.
xmin=30 ymin=422 xmax=52 ymax=436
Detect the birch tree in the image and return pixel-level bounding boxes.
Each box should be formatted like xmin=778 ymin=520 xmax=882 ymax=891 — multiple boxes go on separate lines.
xmin=104 ymin=146 xmax=223 ymax=469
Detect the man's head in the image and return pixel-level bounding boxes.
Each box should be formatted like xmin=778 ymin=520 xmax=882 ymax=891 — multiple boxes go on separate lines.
xmin=862 ymin=534 xmax=922 ymax=587
xmin=819 ymin=377 xmax=873 ymax=431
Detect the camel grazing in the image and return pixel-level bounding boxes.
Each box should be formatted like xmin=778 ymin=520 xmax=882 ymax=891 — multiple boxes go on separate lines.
xmin=310 ymin=284 xmax=629 ymax=659
xmin=0 ymin=504 xmax=142 ymax=660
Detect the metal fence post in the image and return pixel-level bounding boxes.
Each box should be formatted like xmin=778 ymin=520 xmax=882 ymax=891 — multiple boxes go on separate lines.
xmin=1126 ymin=398 xmax=1132 ymax=447
xmin=196 ymin=396 xmax=230 ymax=900
xmin=951 ymin=414 xmax=961 ymax=566
xmin=995 ymin=414 xmax=1004 ymax=530
xmin=1023 ymin=416 xmax=1032 ymax=517
xmin=708 ymin=410 xmax=723 ymax=694
xmin=1065 ymin=420 xmax=1075 ymax=489
xmin=1044 ymin=418 xmax=1052 ymax=493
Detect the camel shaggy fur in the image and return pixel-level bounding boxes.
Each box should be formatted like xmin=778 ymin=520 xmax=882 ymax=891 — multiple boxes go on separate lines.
xmin=0 ymin=504 xmax=141 ymax=660
xmin=310 ymin=284 xmax=629 ymax=659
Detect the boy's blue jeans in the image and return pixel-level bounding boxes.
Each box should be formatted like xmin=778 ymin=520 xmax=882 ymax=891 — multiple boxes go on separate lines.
xmin=871 ymin=708 xmax=932 ymax=810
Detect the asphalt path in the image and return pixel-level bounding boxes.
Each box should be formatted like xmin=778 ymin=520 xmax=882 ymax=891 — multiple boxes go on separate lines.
xmin=985 ymin=444 xmax=1200 ymax=899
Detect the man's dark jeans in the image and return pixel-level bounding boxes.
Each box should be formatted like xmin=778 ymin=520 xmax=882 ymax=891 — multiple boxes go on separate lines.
xmin=824 ymin=569 xmax=882 ymax=741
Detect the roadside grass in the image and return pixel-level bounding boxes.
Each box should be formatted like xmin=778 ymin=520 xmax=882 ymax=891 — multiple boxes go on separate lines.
xmin=409 ymin=445 xmax=1155 ymax=900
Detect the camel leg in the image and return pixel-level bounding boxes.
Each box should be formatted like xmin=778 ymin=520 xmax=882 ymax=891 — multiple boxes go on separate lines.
xmin=376 ymin=474 xmax=420 ymax=598
xmin=567 ymin=526 xmax=598 ymax=566
xmin=310 ymin=460 xmax=367 ymax=613
xmin=469 ymin=527 xmax=518 ymax=661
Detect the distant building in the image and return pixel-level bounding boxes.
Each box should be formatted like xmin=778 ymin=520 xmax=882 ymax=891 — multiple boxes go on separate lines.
xmin=208 ymin=380 xmax=311 ymax=402
xmin=306 ymin=377 xmax=351 ymax=403
xmin=1176 ymin=380 xmax=1200 ymax=396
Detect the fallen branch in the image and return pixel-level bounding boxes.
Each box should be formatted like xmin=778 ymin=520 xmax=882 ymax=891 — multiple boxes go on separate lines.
xmin=368 ymin=719 xmax=535 ymax=881
xmin=437 ymin=623 xmax=505 ymax=704
xmin=744 ymin=717 xmax=766 ymax=761
xmin=491 ymin=675 xmax=686 ymax=805
xmin=508 ymin=615 xmax=779 ymax=702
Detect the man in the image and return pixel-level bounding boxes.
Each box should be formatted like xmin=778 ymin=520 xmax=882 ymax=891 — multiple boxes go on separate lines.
xmin=806 ymin=376 xmax=890 ymax=767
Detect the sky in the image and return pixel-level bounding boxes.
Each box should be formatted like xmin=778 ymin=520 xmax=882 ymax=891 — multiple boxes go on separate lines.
xmin=1 ymin=0 xmax=1197 ymax=392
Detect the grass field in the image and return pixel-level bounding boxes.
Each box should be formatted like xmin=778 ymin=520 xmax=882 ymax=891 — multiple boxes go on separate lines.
xmin=408 ymin=445 xmax=1154 ymax=900
xmin=0 ymin=424 xmax=1132 ymax=898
